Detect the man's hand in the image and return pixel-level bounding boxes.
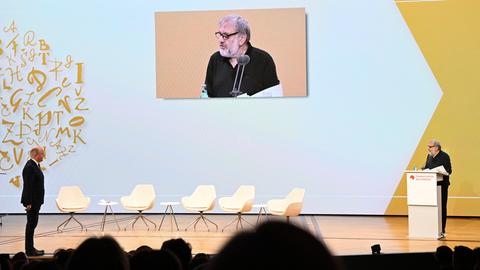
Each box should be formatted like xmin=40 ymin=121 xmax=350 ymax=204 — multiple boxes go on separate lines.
xmin=25 ymin=204 xmax=32 ymax=211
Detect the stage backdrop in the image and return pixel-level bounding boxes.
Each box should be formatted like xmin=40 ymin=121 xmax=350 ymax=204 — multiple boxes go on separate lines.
xmin=1 ymin=0 xmax=479 ymax=216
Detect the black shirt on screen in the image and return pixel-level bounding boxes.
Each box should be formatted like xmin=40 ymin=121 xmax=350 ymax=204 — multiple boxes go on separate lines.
xmin=204 ymin=42 xmax=280 ymax=97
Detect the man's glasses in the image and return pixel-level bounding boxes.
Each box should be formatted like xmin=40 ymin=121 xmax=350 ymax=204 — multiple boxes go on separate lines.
xmin=215 ymin=31 xmax=239 ymax=40
xmin=427 ymin=145 xmax=435 ymax=148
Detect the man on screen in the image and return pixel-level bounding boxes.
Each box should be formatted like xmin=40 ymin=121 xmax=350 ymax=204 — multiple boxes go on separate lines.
xmin=422 ymin=139 xmax=452 ymax=238
xmin=21 ymin=146 xmax=46 ymax=256
xmin=204 ymin=15 xmax=280 ymax=97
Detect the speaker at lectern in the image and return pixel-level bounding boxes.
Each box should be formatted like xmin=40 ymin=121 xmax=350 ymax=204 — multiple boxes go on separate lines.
xmin=404 ymin=166 xmax=449 ymax=239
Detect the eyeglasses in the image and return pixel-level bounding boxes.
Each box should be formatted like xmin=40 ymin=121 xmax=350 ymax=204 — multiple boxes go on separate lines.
xmin=215 ymin=31 xmax=239 ymax=40
xmin=427 ymin=145 xmax=435 ymax=148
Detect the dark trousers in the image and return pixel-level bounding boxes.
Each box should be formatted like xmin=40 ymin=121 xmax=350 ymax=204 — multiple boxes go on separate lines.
xmin=25 ymin=206 xmax=40 ymax=252
xmin=441 ymin=184 xmax=448 ymax=233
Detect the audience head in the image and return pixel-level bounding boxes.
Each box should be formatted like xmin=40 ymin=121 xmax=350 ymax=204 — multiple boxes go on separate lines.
xmin=53 ymin=249 xmax=73 ymax=270
xmin=454 ymin=245 xmax=474 ymax=270
xmin=12 ymin=260 xmax=26 ymax=270
xmin=11 ymin=252 xmax=27 ymax=265
xmin=161 ymin=238 xmax=192 ymax=270
xmin=22 ymin=261 xmax=58 ymax=270
xmin=207 ymin=221 xmax=342 ymax=270
xmin=130 ymin=249 xmax=181 ymax=270
xmin=189 ymin=253 xmax=210 ymax=270
xmin=14 ymin=228 xmax=480 ymax=270
xmin=0 ymin=254 xmax=11 ymax=270
xmin=11 ymin=252 xmax=28 ymax=270
xmin=473 ymin=247 xmax=480 ymax=270
xmin=135 ymin=245 xmax=153 ymax=253
xmin=65 ymin=236 xmax=128 ymax=270
xmin=435 ymin=246 xmax=453 ymax=270
xmin=16 ymin=261 xmax=39 ymax=270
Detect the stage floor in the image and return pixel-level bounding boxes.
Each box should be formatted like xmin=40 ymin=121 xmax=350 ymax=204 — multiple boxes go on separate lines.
xmin=1 ymin=214 xmax=480 ymax=256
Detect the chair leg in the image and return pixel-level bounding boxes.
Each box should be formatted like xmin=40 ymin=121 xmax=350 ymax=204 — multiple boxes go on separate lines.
xmin=202 ymin=213 xmax=218 ymax=231
xmin=193 ymin=216 xmax=203 ymax=231
xmin=139 ymin=212 xmax=157 ymax=230
xmin=63 ymin=216 xmax=73 ymax=229
xmin=139 ymin=215 xmax=149 ymax=228
xmin=185 ymin=212 xmax=217 ymax=232
xmin=185 ymin=215 xmax=202 ymax=231
xmin=200 ymin=214 xmax=210 ymax=231
xmin=235 ymin=216 xmax=241 ymax=230
xmin=57 ymin=215 xmax=73 ymax=232
xmin=222 ymin=214 xmax=240 ymax=232
xmin=70 ymin=214 xmax=85 ymax=231
xmin=57 ymin=213 xmax=85 ymax=232
xmin=125 ymin=211 xmax=157 ymax=231
xmin=222 ymin=213 xmax=251 ymax=232
xmin=239 ymin=215 xmax=253 ymax=227
xmin=125 ymin=215 xmax=141 ymax=231
xmin=238 ymin=215 xmax=243 ymax=229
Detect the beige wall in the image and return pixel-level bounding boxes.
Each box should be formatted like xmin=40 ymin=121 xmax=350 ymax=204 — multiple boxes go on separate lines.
xmin=155 ymin=8 xmax=307 ymax=98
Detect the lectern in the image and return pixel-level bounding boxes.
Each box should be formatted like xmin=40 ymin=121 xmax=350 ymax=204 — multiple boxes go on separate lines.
xmin=405 ymin=170 xmax=445 ymax=239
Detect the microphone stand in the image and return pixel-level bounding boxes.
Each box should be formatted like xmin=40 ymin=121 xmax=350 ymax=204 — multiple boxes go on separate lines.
xmin=236 ymin=64 xmax=247 ymax=96
xmin=230 ymin=65 xmax=242 ymax=97
xmin=230 ymin=55 xmax=249 ymax=97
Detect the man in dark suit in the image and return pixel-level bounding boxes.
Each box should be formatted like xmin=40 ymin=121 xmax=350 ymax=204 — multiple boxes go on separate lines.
xmin=21 ymin=146 xmax=46 ymax=256
xmin=423 ymin=139 xmax=452 ymax=238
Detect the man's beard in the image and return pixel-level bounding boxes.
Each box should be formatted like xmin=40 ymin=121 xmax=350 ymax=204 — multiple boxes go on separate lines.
xmin=219 ymin=41 xmax=240 ymax=58
xmin=219 ymin=48 xmax=232 ymax=57
xmin=219 ymin=47 xmax=238 ymax=58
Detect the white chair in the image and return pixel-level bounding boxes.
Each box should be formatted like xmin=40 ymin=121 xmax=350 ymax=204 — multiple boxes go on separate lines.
xmin=219 ymin=185 xmax=255 ymax=231
xmin=121 ymin=184 xmax=156 ymax=230
xmin=267 ymin=188 xmax=305 ymax=223
xmin=56 ymin=186 xmax=91 ymax=232
xmin=181 ymin=185 xmax=217 ymax=231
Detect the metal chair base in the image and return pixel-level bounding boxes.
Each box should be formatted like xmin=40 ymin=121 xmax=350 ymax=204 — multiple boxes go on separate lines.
xmin=57 ymin=213 xmax=85 ymax=232
xmin=222 ymin=213 xmax=253 ymax=232
xmin=124 ymin=211 xmax=157 ymax=231
xmin=184 ymin=211 xmax=218 ymax=232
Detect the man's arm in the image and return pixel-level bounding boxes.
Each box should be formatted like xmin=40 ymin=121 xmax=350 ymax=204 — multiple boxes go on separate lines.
xmin=443 ymin=154 xmax=452 ymax=175
xmin=22 ymin=164 xmax=34 ymax=207
xmin=421 ymin=155 xmax=429 ymax=170
xmin=205 ymin=55 xmax=215 ymax=97
xmin=261 ymin=53 xmax=280 ymax=90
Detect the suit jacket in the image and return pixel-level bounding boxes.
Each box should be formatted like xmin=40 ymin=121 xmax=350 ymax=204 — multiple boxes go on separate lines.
xmin=21 ymin=159 xmax=45 ymax=208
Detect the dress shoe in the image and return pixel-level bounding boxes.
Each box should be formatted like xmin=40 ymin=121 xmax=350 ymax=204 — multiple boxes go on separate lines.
xmin=34 ymin=248 xmax=45 ymax=255
xmin=26 ymin=249 xmax=44 ymax=256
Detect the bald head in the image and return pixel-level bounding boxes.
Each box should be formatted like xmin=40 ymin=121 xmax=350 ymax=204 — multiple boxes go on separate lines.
xmin=30 ymin=146 xmax=45 ymax=163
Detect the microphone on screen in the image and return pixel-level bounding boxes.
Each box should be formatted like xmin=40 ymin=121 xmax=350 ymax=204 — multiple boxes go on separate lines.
xmin=230 ymin=55 xmax=250 ymax=97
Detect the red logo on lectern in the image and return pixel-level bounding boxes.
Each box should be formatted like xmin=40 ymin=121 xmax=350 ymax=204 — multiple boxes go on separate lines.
xmin=410 ymin=175 xmax=415 ymax=180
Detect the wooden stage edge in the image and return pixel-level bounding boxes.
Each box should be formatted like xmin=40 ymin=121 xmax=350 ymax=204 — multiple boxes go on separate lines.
xmin=1 ymin=214 xmax=480 ymax=256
